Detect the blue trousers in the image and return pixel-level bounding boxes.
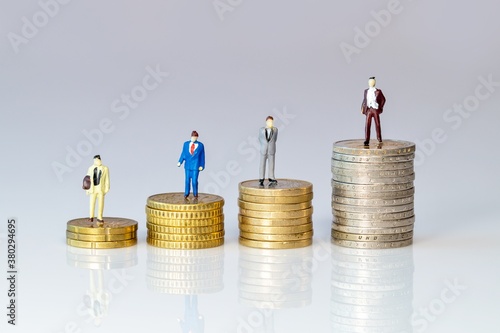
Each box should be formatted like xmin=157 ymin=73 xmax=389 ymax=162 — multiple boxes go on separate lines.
xmin=184 ymin=169 xmax=200 ymax=196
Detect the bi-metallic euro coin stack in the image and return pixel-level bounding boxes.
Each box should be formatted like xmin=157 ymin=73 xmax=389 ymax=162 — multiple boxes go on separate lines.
xmin=238 ymin=179 xmax=313 ymax=249
xmin=146 ymin=193 xmax=225 ymax=249
xmin=331 ymin=139 xmax=416 ymax=249
xmin=66 ymin=217 xmax=138 ymax=249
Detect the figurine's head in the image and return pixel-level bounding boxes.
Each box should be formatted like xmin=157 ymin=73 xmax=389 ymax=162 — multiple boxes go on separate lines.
xmin=265 ymin=116 xmax=274 ymax=128
xmin=93 ymin=155 xmax=102 ymax=166
xmin=190 ymin=131 xmax=199 ymax=142
xmin=368 ymin=77 xmax=376 ymax=88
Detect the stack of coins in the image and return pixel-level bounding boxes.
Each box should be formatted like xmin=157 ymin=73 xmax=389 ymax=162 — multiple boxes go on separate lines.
xmin=147 ymin=246 xmax=224 ymax=295
xmin=330 ymin=246 xmax=414 ymax=332
xmin=331 ymin=139 xmax=416 ymax=249
xmin=146 ymin=193 xmax=225 ymax=249
xmin=66 ymin=217 xmax=138 ymax=249
xmin=239 ymin=246 xmax=313 ymax=309
xmin=238 ymin=179 xmax=314 ymax=249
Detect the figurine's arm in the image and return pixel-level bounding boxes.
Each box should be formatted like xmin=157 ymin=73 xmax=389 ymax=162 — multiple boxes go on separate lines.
xmin=378 ymin=90 xmax=386 ymax=113
xmin=274 ymin=127 xmax=278 ymax=142
xmin=361 ymin=91 xmax=367 ymax=114
xmin=198 ymin=144 xmax=205 ymax=171
xmin=103 ymin=166 xmax=110 ymax=194
xmin=177 ymin=144 xmax=185 ymax=167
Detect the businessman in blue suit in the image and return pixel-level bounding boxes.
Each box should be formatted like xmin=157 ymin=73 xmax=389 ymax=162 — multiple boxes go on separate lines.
xmin=177 ymin=130 xmax=205 ymax=198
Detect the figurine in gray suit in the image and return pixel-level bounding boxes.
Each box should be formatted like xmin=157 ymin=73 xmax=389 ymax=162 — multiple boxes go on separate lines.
xmin=259 ymin=116 xmax=278 ymax=186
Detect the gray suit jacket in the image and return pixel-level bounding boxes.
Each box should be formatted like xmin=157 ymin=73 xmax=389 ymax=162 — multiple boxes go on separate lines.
xmin=259 ymin=127 xmax=278 ymax=155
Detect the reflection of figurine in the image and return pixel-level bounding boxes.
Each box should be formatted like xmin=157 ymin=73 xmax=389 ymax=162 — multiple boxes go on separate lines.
xmin=361 ymin=77 xmax=386 ymax=146
xmin=258 ymin=116 xmax=278 ymax=186
xmin=177 ymin=131 xmax=205 ymax=198
xmin=85 ymin=155 xmax=110 ymax=224
xmin=83 ymin=270 xmax=110 ymax=327
xmin=178 ymin=295 xmax=204 ymax=333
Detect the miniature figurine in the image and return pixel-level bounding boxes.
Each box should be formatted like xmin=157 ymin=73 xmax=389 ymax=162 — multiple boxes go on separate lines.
xmin=361 ymin=77 xmax=386 ymax=146
xmin=85 ymin=155 xmax=110 ymax=224
xmin=258 ymin=116 xmax=278 ymax=186
xmin=178 ymin=131 xmax=205 ymax=198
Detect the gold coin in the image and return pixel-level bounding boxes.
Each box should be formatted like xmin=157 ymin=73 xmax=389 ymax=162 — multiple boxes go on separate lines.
xmin=332 ymin=230 xmax=413 ymax=242
xmin=147 ymin=237 xmax=224 ymax=249
xmin=239 ymin=192 xmax=313 ymax=204
xmin=147 ymin=215 xmax=224 ymax=227
xmin=239 ymin=207 xmax=313 ymax=219
xmin=238 ymin=215 xmax=312 ymax=227
xmin=238 ymin=200 xmax=312 ymax=212
xmin=66 ymin=238 xmax=137 ymax=249
xmin=240 ymin=231 xmax=313 ymax=241
xmin=67 ymin=217 xmax=138 ymax=235
xmin=147 ymin=222 xmax=224 ymax=234
xmin=147 ymin=230 xmax=225 ymax=242
xmin=146 ymin=206 xmax=223 ymax=219
xmin=239 ymin=179 xmax=313 ymax=197
xmin=239 ymin=222 xmax=312 ymax=234
xmin=239 ymin=237 xmax=312 ymax=249
xmin=66 ymin=231 xmax=136 ymax=242
xmin=146 ymin=192 xmax=224 ymax=211
xmin=332 ymin=139 xmax=416 ymax=156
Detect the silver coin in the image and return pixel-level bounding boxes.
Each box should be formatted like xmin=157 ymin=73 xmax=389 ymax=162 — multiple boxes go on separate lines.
xmin=333 ymin=215 xmax=415 ymax=228
xmin=331 ymin=280 xmax=411 ymax=292
xmin=147 ymin=270 xmax=223 ymax=281
xmin=239 ymin=283 xmax=310 ymax=294
xmin=332 ymin=187 xmax=415 ymax=199
xmin=330 ymin=306 xmax=412 ymax=320
xmin=332 ymin=152 xmax=415 ymax=164
xmin=240 ymin=269 xmax=310 ymax=280
xmin=331 ymin=286 xmax=412 ymax=300
xmin=331 ymin=258 xmax=414 ymax=271
xmin=332 ymin=139 xmax=416 ymax=156
xmin=331 ymin=293 xmax=412 ymax=306
xmin=332 ymin=166 xmax=414 ymax=178
xmin=239 ymin=297 xmax=311 ymax=309
xmin=330 ymin=313 xmax=409 ymax=327
xmin=332 ymin=231 xmax=413 ymax=242
xmin=239 ymin=290 xmax=312 ymax=302
xmin=332 ymin=195 xmax=413 ymax=207
xmin=332 ymin=202 xmax=414 ymax=214
xmin=332 ymin=238 xmax=413 ymax=249
xmin=332 ymin=173 xmax=415 ymax=185
xmin=239 ymin=276 xmax=311 ymax=287
xmin=332 ymin=223 xmax=414 ymax=235
xmin=331 ymin=159 xmax=414 ymax=171
xmin=332 ymin=180 xmax=414 ymax=192
xmin=333 ymin=210 xmax=415 ymax=221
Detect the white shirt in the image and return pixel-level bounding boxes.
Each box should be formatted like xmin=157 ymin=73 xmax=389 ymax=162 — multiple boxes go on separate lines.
xmin=367 ymin=87 xmax=379 ymax=109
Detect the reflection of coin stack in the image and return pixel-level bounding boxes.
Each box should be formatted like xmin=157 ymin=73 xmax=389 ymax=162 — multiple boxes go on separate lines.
xmin=239 ymin=246 xmax=313 ymax=310
xmin=146 ymin=193 xmax=225 ymax=249
xmin=238 ymin=179 xmax=314 ymax=249
xmin=146 ymin=246 xmax=224 ymax=295
xmin=331 ymin=140 xmax=416 ymax=249
xmin=66 ymin=246 xmax=138 ymax=326
xmin=66 ymin=217 xmax=138 ymax=249
xmin=330 ymin=246 xmax=414 ymax=332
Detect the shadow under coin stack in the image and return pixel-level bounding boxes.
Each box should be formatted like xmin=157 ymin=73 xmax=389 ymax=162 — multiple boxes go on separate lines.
xmin=331 ymin=140 xmax=416 ymax=249
xmin=146 ymin=193 xmax=225 ymax=249
xmin=66 ymin=217 xmax=138 ymax=249
xmin=238 ymin=179 xmax=313 ymax=249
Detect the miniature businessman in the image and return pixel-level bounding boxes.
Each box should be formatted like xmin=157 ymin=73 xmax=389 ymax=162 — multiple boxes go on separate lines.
xmin=361 ymin=76 xmax=386 ymax=146
xmin=258 ymin=116 xmax=278 ymax=186
xmin=85 ymin=155 xmax=110 ymax=224
xmin=178 ymin=131 xmax=205 ymax=198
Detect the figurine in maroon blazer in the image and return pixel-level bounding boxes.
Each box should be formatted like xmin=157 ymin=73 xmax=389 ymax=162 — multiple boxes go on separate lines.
xmin=361 ymin=77 xmax=386 ymax=146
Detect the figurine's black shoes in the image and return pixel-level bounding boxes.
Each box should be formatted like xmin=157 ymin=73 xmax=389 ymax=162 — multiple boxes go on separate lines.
xmin=259 ymin=179 xmax=265 ymax=186
xmin=268 ymin=179 xmax=278 ymax=184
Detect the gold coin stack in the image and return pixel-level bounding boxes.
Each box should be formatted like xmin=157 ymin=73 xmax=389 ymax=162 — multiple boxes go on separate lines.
xmin=238 ymin=179 xmax=314 ymax=249
xmin=331 ymin=139 xmax=416 ymax=249
xmin=146 ymin=193 xmax=225 ymax=249
xmin=66 ymin=217 xmax=138 ymax=249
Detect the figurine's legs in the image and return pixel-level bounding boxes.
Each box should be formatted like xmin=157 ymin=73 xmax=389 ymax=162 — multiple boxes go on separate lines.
xmin=184 ymin=169 xmax=191 ymax=196
xmin=192 ymin=170 xmax=200 ymax=197
xmin=89 ymin=193 xmax=97 ymax=219
xmin=268 ymin=154 xmax=276 ymax=179
xmin=96 ymin=193 xmax=105 ymax=221
xmin=259 ymin=154 xmax=267 ymax=180
xmin=364 ymin=111 xmax=373 ymax=143
xmin=374 ymin=111 xmax=382 ymax=142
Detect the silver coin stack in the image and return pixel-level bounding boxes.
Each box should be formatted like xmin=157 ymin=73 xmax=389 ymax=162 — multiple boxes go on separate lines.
xmin=330 ymin=246 xmax=414 ymax=332
xmin=331 ymin=139 xmax=416 ymax=249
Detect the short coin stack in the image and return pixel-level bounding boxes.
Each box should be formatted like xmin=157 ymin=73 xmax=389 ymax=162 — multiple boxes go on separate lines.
xmin=146 ymin=193 xmax=225 ymax=249
xmin=66 ymin=217 xmax=138 ymax=249
xmin=331 ymin=139 xmax=416 ymax=249
xmin=330 ymin=246 xmax=414 ymax=332
xmin=238 ymin=179 xmax=313 ymax=249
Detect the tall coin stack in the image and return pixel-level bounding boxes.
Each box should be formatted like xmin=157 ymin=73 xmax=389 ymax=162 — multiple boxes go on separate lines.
xmin=66 ymin=217 xmax=138 ymax=249
xmin=146 ymin=193 xmax=225 ymax=249
xmin=331 ymin=139 xmax=416 ymax=249
xmin=238 ymin=179 xmax=313 ymax=249
xmin=331 ymin=246 xmax=414 ymax=332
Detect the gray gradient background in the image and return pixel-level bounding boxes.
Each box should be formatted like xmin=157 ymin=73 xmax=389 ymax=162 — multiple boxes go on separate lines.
xmin=1 ymin=0 xmax=499 ymax=332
